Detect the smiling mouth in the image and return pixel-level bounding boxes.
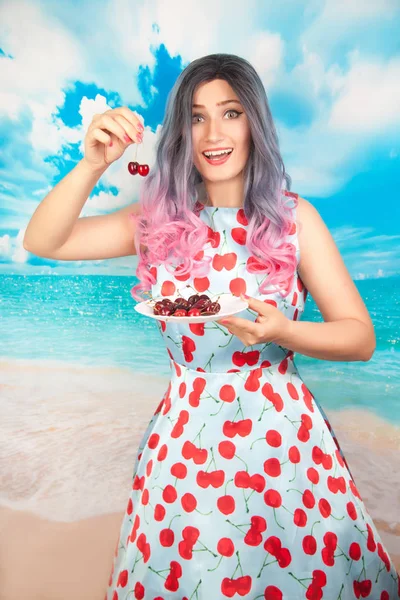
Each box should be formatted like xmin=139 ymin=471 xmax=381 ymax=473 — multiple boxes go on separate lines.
xmin=202 ymin=149 xmax=234 ymax=164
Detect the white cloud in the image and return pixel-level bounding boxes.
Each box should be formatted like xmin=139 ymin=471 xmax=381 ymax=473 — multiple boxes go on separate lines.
xmin=0 ymin=234 xmax=12 ymax=257
xmin=300 ymin=0 xmax=399 ymax=62
xmin=0 ymin=1 xmax=83 ymax=117
xmin=247 ymin=32 xmax=285 ymax=90
xmin=0 ymin=230 xmax=29 ymax=263
xmin=327 ymin=54 xmax=400 ymax=133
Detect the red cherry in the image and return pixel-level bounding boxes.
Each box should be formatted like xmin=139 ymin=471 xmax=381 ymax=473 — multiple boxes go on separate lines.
xmin=128 ymin=161 xmax=139 ymax=175
xmin=138 ymin=164 xmax=150 ymax=176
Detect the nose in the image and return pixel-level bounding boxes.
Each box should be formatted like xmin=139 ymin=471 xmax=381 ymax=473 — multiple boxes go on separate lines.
xmin=204 ymin=117 xmax=225 ymax=142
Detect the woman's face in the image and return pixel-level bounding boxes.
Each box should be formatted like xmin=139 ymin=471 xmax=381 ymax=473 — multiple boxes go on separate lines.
xmin=191 ymin=79 xmax=251 ymax=183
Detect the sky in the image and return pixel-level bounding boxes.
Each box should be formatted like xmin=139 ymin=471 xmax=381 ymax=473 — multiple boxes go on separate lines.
xmin=0 ymin=0 xmax=399 ymax=279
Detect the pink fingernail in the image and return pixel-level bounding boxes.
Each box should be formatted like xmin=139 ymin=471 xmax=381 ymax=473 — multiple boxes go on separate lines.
xmin=138 ymin=123 xmax=144 ymax=131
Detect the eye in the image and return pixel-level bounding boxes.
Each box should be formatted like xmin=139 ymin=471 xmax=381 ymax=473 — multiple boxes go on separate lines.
xmin=192 ymin=109 xmax=242 ymax=123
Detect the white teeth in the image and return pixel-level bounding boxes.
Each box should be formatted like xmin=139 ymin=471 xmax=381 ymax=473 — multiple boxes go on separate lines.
xmin=204 ymin=149 xmax=233 ymax=158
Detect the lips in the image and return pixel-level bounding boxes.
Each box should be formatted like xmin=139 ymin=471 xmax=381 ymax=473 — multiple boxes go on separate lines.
xmin=202 ymin=149 xmax=234 ymax=166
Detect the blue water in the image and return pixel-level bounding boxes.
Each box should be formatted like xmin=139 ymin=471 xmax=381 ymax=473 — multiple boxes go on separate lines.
xmin=1 ymin=274 xmax=399 ymax=423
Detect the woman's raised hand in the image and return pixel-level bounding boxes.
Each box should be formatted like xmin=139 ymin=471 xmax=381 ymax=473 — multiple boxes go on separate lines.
xmin=83 ymin=107 xmax=144 ymax=171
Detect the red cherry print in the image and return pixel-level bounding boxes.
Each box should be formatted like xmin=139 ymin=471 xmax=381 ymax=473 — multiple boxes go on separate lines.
xmin=157 ymin=443 xmax=168 ymax=461
xmin=321 ymin=453 xmax=333 ymax=470
xmin=194 ymin=249 xmax=204 ymax=260
xmin=213 ymin=253 xmax=237 ymax=271
xmin=218 ymin=440 xmax=236 ymax=459
xmin=193 ymin=276 xmax=210 ymax=292
xmin=312 ymin=445 xmax=324 ymax=465
xmin=127 ymin=497 xmax=133 ymax=515
xmin=229 ymin=277 xmax=247 ymax=296
xmin=162 ymin=484 xmax=177 ymax=503
xmin=266 ymin=429 xmax=282 ymax=447
xmin=263 ymin=586 xmax=283 ymax=600
xmin=116 ymin=569 xmax=128 ymax=587
xmin=148 ymin=433 xmax=160 ymax=449
xmin=160 ymin=528 xmax=175 ymax=547
xmin=303 ymin=534 xmax=317 ymax=555
xmin=263 ymin=458 xmax=281 ymax=477
xmin=223 ymin=252 xmax=237 ymax=270
xmin=171 ymin=462 xmax=188 ymax=479
xmin=231 ymin=227 xmax=247 ymax=245
xmin=353 ymin=579 xmax=372 ymax=598
xmin=335 ymin=448 xmax=345 ymax=467
xmin=235 ymin=470 xmax=251 ymax=488
xmin=205 ymin=227 xmax=221 ymax=248
xmin=277 ymin=547 xmax=291 ymax=568
xmin=318 ymin=498 xmax=332 ymax=518
xmin=302 ymin=384 xmax=315 ymax=412
xmin=366 ymin=523 xmax=376 ymax=552
xmin=307 ymin=467 xmax=319 ymax=485
xmin=264 ymin=535 xmax=282 ymax=555
xmin=181 ymin=492 xmax=197 ymax=512
xmin=141 ymin=488 xmax=149 ymax=505
xmin=349 ymin=478 xmax=362 ymax=500
xmin=161 ymin=280 xmax=176 ymax=296
xmin=305 ymin=582 xmax=323 ymax=600
xmin=287 ymin=381 xmax=299 ymax=400
xmin=154 ymin=503 xmax=166 ymax=521
xmin=349 ymin=541 xmax=362 ymax=561
xmin=217 ymin=537 xmax=235 ymax=557
xmin=236 ymin=208 xmax=248 ymax=226
xmin=312 ymin=570 xmax=327 ymax=587
xmin=323 ymin=531 xmax=337 ymax=550
xmin=246 ymin=255 xmax=268 ymax=273
xmin=264 ymin=489 xmax=282 ymax=508
xmin=145 ymin=459 xmax=153 ymax=476
xmin=294 ymin=508 xmax=307 ymax=527
xmin=219 ymin=384 xmax=236 ymax=403
xmin=288 ymin=446 xmax=300 ymax=464
xmin=249 ymin=473 xmax=266 ymax=492
xmin=302 ymin=489 xmax=316 ymax=509
xmin=377 ymin=542 xmax=391 ymax=571
xmin=278 ymin=356 xmax=289 ymax=375
xmin=217 ymin=495 xmax=235 ymax=515
xmin=134 ymin=581 xmax=145 ymax=599
xmin=232 ymin=351 xmax=247 ymax=367
xmin=189 ymin=322 xmax=205 ymax=336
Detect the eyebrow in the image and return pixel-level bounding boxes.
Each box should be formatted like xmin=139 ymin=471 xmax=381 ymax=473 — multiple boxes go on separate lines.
xmin=192 ymin=99 xmax=242 ymax=108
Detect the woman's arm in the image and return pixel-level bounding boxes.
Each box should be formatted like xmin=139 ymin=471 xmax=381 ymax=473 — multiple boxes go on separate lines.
xmin=276 ymin=197 xmax=376 ymax=362
xmin=23 ymin=158 xmax=109 ymax=253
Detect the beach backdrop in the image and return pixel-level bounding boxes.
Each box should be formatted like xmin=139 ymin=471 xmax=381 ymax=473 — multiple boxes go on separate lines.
xmin=1 ymin=0 xmax=399 ymax=599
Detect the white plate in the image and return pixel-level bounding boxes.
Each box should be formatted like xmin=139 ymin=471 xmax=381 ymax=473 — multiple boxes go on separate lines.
xmin=134 ymin=291 xmax=248 ymax=323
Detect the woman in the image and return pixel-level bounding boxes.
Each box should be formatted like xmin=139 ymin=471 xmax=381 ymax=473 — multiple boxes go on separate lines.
xmin=24 ymin=53 xmax=399 ymax=599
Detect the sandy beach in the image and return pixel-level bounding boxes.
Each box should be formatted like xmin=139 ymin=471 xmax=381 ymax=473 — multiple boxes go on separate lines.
xmin=0 ymin=359 xmax=399 ymax=599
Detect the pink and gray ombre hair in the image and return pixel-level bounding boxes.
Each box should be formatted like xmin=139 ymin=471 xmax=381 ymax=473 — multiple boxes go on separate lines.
xmin=130 ymin=53 xmax=299 ymax=302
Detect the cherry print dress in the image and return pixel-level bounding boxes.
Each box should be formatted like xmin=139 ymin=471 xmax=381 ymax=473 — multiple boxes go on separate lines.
xmin=106 ymin=192 xmax=400 ymax=600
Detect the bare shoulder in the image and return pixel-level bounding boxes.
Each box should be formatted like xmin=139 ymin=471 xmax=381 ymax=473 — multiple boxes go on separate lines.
xmin=294 ymin=195 xmax=374 ymax=331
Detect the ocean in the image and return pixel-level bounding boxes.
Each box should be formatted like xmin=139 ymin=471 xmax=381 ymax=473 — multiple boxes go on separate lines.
xmin=1 ymin=273 xmax=399 ymax=423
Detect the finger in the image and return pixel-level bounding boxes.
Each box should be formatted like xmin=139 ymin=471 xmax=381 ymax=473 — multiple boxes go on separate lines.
xmin=113 ymin=114 xmax=143 ymax=144
xmin=241 ymin=294 xmax=273 ymax=315
xmin=117 ymin=106 xmax=145 ymax=133
xmin=96 ymin=114 xmax=134 ymax=145
xmin=91 ymin=128 xmax=111 ymax=146
xmin=217 ymin=316 xmax=259 ymax=335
